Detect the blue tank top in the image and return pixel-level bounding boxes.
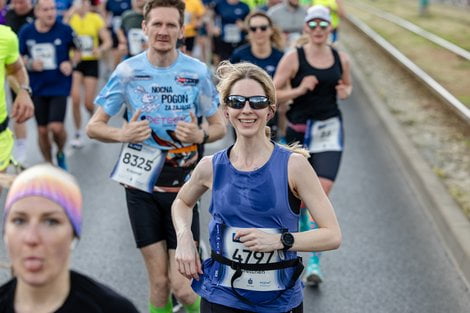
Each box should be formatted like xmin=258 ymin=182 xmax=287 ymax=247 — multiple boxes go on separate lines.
xmin=193 ymin=143 xmax=303 ymax=312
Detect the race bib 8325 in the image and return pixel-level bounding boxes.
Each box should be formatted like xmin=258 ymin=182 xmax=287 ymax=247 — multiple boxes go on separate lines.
xmin=110 ymin=143 xmax=166 ymax=193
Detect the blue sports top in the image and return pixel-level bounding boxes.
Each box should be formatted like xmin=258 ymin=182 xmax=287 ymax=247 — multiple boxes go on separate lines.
xmin=193 ymin=143 xmax=303 ymax=312
xmin=95 ymin=51 xmax=219 ymax=150
xmin=18 ymin=22 xmax=77 ymax=96
xmin=230 ymin=44 xmax=284 ymax=78
xmin=214 ymin=0 xmax=250 ymax=44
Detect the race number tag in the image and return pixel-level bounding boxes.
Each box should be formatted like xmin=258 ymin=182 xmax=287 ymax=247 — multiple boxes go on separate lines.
xmin=78 ymin=35 xmax=94 ymax=57
xmin=223 ymin=24 xmax=241 ymax=43
xmin=219 ymin=226 xmax=285 ymax=291
xmin=128 ymin=28 xmax=147 ymax=56
xmin=304 ymin=117 xmax=343 ymax=153
xmin=110 ymin=143 xmax=166 ymax=193
xmin=31 ymin=43 xmax=57 ymax=70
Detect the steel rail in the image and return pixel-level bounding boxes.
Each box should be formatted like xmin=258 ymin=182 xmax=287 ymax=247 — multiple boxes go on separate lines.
xmin=349 ymin=1 xmax=470 ymax=61
xmin=346 ymin=14 xmax=470 ymax=124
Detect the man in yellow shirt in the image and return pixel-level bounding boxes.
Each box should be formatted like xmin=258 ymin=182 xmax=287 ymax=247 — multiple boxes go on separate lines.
xmin=182 ymin=0 xmax=205 ymax=56
xmin=0 ymin=25 xmax=34 ymax=190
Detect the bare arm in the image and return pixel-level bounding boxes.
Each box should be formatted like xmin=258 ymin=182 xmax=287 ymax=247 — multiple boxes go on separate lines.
xmin=335 ymin=51 xmax=352 ymax=99
xmin=234 ymin=153 xmax=341 ymax=254
xmin=86 ymin=107 xmax=151 ymax=143
xmin=273 ymin=51 xmax=317 ymax=104
xmin=6 ymin=59 xmax=34 ymax=123
xmin=288 ymin=153 xmax=342 ymax=252
xmin=97 ymin=27 xmax=112 ymax=53
xmin=173 ymin=156 xmax=213 ymax=279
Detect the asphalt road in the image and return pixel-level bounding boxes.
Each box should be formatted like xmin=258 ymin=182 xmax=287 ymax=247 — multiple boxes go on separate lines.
xmin=1 ymin=81 xmax=469 ymax=312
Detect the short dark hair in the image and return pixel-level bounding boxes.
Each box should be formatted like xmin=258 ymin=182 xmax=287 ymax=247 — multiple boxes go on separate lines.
xmin=143 ymin=0 xmax=185 ymax=26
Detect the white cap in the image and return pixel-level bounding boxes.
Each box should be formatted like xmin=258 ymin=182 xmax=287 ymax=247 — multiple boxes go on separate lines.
xmin=304 ymin=5 xmax=331 ymax=23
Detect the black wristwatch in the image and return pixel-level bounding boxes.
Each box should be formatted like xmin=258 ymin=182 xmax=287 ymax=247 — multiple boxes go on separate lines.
xmin=201 ymin=129 xmax=209 ymax=144
xmin=280 ymin=232 xmax=294 ymax=251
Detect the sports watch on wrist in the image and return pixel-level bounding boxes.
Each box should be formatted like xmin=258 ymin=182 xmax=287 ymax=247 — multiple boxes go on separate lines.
xmin=280 ymin=232 xmax=294 ymax=251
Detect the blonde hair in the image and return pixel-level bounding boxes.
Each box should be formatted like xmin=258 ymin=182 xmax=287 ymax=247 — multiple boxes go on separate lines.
xmin=245 ymin=11 xmax=284 ymax=51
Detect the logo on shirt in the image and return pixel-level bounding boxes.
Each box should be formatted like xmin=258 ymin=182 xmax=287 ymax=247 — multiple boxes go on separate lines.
xmin=54 ymin=38 xmax=62 ymax=46
xmin=132 ymin=75 xmax=152 ymax=81
xmin=175 ymin=75 xmax=199 ymax=86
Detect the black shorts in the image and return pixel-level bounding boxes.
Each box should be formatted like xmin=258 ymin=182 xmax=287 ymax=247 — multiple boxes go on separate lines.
xmin=32 ymin=95 xmax=68 ymax=126
xmin=125 ymin=188 xmax=200 ymax=249
xmin=213 ymin=36 xmax=243 ymax=61
xmin=201 ymin=298 xmax=303 ymax=313
xmin=185 ymin=36 xmax=196 ymax=52
xmin=74 ymin=60 xmax=99 ymax=78
xmin=108 ymin=26 xmax=119 ymax=48
xmin=286 ymin=126 xmax=343 ymax=181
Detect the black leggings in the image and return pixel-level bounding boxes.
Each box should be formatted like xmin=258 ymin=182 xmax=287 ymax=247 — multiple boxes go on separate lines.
xmin=201 ymin=298 xmax=303 ymax=313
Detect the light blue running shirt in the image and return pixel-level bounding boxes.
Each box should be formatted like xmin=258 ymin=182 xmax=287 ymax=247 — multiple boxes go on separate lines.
xmin=95 ymin=51 xmax=219 ymax=150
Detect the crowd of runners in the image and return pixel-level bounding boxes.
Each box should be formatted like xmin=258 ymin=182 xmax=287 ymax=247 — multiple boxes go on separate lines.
xmin=1 ymin=0 xmax=350 ymax=312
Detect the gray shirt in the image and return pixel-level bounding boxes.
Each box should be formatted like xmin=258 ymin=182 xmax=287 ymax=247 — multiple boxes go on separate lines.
xmin=267 ymin=3 xmax=307 ymax=34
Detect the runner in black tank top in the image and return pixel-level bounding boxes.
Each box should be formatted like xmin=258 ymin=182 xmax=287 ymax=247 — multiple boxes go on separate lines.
xmin=272 ymin=5 xmax=352 ymax=287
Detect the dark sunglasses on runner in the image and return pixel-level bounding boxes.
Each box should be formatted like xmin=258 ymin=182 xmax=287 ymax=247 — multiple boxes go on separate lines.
xmin=225 ymin=95 xmax=271 ymax=109
xmin=307 ymin=20 xmax=330 ymax=30
xmin=249 ymin=25 xmax=269 ymax=32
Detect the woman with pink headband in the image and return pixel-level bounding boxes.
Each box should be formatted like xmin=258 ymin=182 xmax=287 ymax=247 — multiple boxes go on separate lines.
xmin=0 ymin=164 xmax=139 ymax=312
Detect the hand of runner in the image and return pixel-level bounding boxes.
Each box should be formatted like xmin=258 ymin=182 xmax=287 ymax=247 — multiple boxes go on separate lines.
xmin=299 ymin=75 xmax=318 ymax=95
xmin=175 ymin=112 xmax=202 ymax=144
xmin=60 ymin=61 xmax=73 ymax=76
xmin=234 ymin=228 xmax=283 ymax=253
xmin=31 ymin=59 xmax=44 ymax=72
xmin=335 ymin=79 xmax=350 ymax=99
xmin=11 ymin=91 xmax=34 ymax=123
xmin=121 ymin=109 xmax=151 ymax=143
xmin=175 ymin=230 xmax=203 ymax=280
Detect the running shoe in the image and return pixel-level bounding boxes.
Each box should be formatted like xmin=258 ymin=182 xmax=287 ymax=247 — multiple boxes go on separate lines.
xmin=70 ymin=134 xmax=84 ymax=149
xmin=303 ymin=254 xmax=323 ymax=287
xmin=56 ymin=151 xmax=68 ymax=171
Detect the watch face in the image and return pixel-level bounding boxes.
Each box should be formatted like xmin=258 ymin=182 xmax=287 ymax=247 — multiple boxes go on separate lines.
xmin=282 ymin=232 xmax=294 ymax=246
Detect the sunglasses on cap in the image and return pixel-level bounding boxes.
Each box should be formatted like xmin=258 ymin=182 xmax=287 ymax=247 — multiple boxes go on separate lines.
xmin=249 ymin=25 xmax=269 ymax=32
xmin=225 ymin=95 xmax=271 ymax=110
xmin=307 ymin=20 xmax=330 ymax=30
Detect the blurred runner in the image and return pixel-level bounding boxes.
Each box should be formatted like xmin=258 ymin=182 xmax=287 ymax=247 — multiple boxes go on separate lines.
xmin=18 ymin=0 xmax=80 ymax=170
xmin=267 ymin=0 xmax=307 ymax=50
xmin=68 ymin=0 xmax=111 ymax=148
xmin=105 ymin=0 xmax=132 ymax=68
xmin=116 ymin=0 xmax=147 ymax=59
xmin=273 ymin=5 xmax=352 ymax=287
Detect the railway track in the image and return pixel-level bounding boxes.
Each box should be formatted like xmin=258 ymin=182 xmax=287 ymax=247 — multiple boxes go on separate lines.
xmin=344 ymin=6 xmax=470 ymax=124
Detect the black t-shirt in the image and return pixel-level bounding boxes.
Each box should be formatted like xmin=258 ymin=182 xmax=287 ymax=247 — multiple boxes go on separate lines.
xmin=0 ymin=271 xmax=139 ymax=313
xmin=5 ymin=8 xmax=35 ymax=34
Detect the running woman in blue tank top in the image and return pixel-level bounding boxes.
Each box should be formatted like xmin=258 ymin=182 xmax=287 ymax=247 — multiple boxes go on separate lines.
xmin=172 ymin=62 xmax=342 ymax=313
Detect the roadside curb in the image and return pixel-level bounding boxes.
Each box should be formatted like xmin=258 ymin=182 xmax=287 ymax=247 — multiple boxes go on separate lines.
xmin=348 ymin=53 xmax=470 ymax=288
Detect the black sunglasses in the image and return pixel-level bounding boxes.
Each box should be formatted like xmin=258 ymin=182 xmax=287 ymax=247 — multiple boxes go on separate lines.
xmin=249 ymin=25 xmax=269 ymax=32
xmin=225 ymin=95 xmax=271 ymax=110
xmin=307 ymin=20 xmax=330 ymax=30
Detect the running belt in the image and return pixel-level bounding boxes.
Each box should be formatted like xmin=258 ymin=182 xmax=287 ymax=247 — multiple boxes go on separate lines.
xmin=211 ymin=251 xmax=304 ymax=306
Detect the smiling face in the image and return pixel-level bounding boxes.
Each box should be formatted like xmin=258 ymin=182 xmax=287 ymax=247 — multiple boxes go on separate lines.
xmin=142 ymin=7 xmax=183 ymax=54
xmin=4 ymin=197 xmax=73 ymax=287
xmin=225 ymin=78 xmax=272 ymax=139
